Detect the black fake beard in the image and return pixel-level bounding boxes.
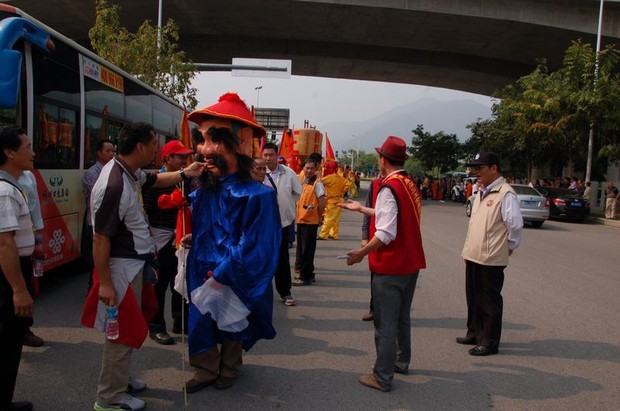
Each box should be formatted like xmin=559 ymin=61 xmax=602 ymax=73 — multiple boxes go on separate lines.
xmin=200 ymin=154 xmax=229 ymax=188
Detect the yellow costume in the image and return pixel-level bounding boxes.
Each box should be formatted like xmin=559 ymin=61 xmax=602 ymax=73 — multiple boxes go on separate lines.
xmin=318 ymin=164 xmax=350 ymax=240
xmin=345 ymin=169 xmax=358 ymax=198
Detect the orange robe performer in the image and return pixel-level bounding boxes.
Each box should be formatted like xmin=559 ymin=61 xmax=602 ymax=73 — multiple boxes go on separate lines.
xmin=318 ymin=162 xmax=351 ymax=240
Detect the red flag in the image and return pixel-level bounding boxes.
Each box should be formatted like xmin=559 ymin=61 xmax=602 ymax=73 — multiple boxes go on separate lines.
xmin=325 ymin=132 xmax=335 ymax=161
xmin=81 ymin=269 xmax=158 ymax=349
xmin=259 ymin=135 xmax=266 ymax=153
xmin=279 ymin=128 xmax=292 ymax=157
xmin=179 ymin=107 xmax=193 ymax=162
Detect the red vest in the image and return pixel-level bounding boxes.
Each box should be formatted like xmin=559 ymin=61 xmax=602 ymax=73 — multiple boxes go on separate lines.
xmin=369 ymin=172 xmax=426 ymax=275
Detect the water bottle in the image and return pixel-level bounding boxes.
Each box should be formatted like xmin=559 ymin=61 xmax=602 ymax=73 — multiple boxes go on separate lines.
xmin=105 ymin=306 xmax=120 ymax=340
xmin=33 ymin=237 xmax=44 ymax=277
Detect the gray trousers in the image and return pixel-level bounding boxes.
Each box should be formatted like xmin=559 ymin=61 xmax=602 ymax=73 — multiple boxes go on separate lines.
xmin=371 ymin=271 xmax=420 ymax=390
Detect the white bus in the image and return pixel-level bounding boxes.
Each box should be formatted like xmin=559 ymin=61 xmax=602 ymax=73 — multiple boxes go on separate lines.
xmin=0 ymin=4 xmax=184 ymax=272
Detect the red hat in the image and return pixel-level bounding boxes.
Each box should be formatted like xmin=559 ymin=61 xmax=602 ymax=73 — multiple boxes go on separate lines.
xmin=375 ymin=136 xmax=409 ymax=162
xmin=162 ymin=140 xmax=194 ymax=158
xmin=188 ymin=92 xmax=266 ymax=138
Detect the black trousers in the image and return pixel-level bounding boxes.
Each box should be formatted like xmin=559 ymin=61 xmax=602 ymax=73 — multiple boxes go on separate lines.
xmin=0 ymin=257 xmax=30 ymax=406
xmin=150 ymin=239 xmax=187 ymax=333
xmin=274 ymin=226 xmax=292 ymax=299
xmin=295 ymin=224 xmax=318 ymax=281
xmin=82 ymin=220 xmax=94 ymax=291
xmin=465 ymin=260 xmax=505 ymax=348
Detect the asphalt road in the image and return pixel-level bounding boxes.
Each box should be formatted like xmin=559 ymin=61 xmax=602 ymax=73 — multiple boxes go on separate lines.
xmin=15 ymin=184 xmax=620 ymax=410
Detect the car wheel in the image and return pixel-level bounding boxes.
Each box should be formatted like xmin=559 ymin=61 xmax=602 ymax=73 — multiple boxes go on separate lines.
xmin=530 ymin=221 xmax=543 ymax=228
xmin=465 ymin=200 xmax=472 ymax=217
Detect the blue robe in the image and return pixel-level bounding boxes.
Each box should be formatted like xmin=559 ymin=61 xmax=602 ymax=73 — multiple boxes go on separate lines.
xmin=187 ymin=173 xmax=281 ymax=355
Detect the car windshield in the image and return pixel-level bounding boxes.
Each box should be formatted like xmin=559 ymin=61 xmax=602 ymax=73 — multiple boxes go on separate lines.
xmin=510 ymin=185 xmax=542 ymax=196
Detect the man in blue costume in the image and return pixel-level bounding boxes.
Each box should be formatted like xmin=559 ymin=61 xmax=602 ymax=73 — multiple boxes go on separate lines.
xmin=184 ymin=93 xmax=281 ymax=393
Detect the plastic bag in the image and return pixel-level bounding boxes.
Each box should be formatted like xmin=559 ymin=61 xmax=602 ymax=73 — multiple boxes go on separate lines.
xmin=173 ymin=247 xmax=188 ymax=299
xmin=190 ymin=277 xmax=250 ymax=332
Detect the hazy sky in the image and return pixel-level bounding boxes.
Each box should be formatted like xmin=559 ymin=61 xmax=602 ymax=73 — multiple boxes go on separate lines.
xmin=192 ymin=72 xmax=493 ymax=132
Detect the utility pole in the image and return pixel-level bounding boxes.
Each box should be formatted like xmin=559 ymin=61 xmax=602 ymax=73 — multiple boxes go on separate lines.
xmin=586 ymin=0 xmax=605 ymax=183
xmin=255 ymin=86 xmax=263 ymax=108
xmin=157 ymin=0 xmax=163 ymax=56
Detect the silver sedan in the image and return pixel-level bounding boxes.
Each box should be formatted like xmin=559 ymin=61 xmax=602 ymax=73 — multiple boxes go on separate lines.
xmin=466 ymin=183 xmax=549 ymax=228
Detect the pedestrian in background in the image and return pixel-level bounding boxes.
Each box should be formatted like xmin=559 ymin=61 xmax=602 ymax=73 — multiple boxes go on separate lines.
xmin=17 ymin=170 xmax=45 ymax=348
xmin=143 ymin=140 xmax=194 ymax=345
xmin=293 ymin=158 xmax=326 ymax=286
xmin=359 ymin=174 xmax=384 ymax=322
xmin=318 ymin=161 xmax=350 ymax=240
xmin=262 ymin=142 xmax=302 ymax=306
xmin=82 ymin=139 xmax=115 ymax=291
xmin=458 ymin=152 xmax=523 ymax=356
xmin=604 ymin=181 xmax=618 ymax=219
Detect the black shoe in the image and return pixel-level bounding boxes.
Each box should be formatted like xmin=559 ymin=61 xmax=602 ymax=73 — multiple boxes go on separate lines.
xmin=23 ymin=330 xmax=44 ymax=347
xmin=150 ymin=332 xmax=175 ymax=345
xmin=0 ymin=401 xmax=33 ymax=411
xmin=172 ymin=323 xmax=188 ymax=335
xmin=468 ymin=345 xmax=499 ymax=356
xmin=456 ymin=336 xmax=476 ymax=345
xmin=292 ymin=278 xmax=312 ymax=286
xmin=185 ymin=378 xmax=214 ymax=393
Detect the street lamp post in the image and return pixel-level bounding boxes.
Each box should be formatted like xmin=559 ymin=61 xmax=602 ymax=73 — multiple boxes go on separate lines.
xmin=157 ymin=0 xmax=163 ymax=55
xmin=586 ymin=0 xmax=605 ymax=183
xmin=351 ymin=134 xmax=360 ymax=169
xmin=254 ymin=86 xmax=263 ymax=108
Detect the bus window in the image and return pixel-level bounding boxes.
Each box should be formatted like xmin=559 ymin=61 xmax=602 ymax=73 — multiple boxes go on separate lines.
xmin=34 ymin=102 xmax=78 ymax=169
xmin=84 ymin=114 xmax=121 ymax=168
xmin=152 ymin=95 xmax=172 ymax=135
xmin=126 ymin=80 xmax=152 ymax=124
xmin=32 ymin=43 xmax=80 ymax=107
xmin=85 ymin=77 xmax=124 ymax=119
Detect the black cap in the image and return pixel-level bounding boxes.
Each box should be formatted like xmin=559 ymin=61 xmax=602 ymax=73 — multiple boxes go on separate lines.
xmin=465 ymin=152 xmax=500 ymax=167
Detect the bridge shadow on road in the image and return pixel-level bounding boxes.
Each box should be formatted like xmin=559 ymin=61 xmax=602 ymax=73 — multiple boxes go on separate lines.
xmin=500 ymin=339 xmax=620 ymax=362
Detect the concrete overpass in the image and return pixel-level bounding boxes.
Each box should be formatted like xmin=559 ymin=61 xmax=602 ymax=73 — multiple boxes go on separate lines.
xmin=5 ymin=0 xmax=620 ymax=95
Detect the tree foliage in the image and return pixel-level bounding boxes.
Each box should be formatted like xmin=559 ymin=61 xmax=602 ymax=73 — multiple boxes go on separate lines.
xmin=408 ymin=125 xmax=461 ymax=176
xmin=89 ymin=0 xmax=197 ymax=108
xmin=465 ymin=40 xmax=620 ymax=180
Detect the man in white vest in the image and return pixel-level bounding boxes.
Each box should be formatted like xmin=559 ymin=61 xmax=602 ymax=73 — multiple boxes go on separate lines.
xmin=459 ymin=152 xmax=523 ymax=356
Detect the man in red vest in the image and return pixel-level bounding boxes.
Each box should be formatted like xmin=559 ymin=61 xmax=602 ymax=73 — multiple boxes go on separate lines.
xmin=339 ymin=136 xmax=426 ymax=392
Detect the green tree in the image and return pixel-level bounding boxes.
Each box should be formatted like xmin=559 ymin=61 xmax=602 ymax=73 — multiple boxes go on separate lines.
xmin=409 ymin=125 xmax=461 ymax=176
xmin=89 ymin=0 xmax=197 ymax=108
xmin=468 ymin=40 xmax=620 ymax=180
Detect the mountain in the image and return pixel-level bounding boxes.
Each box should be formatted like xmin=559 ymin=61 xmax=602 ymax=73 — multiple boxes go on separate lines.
xmin=322 ymin=97 xmax=492 ymax=153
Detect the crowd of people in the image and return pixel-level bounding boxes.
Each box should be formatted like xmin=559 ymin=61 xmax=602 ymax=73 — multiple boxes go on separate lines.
xmin=15 ymin=89 xmax=620 ymax=408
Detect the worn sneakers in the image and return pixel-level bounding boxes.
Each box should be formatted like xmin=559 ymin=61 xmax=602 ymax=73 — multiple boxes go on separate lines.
xmin=94 ymin=394 xmax=145 ymax=411
xmin=127 ymin=377 xmax=147 ymax=394
xmin=93 ymin=402 xmax=124 ymax=411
